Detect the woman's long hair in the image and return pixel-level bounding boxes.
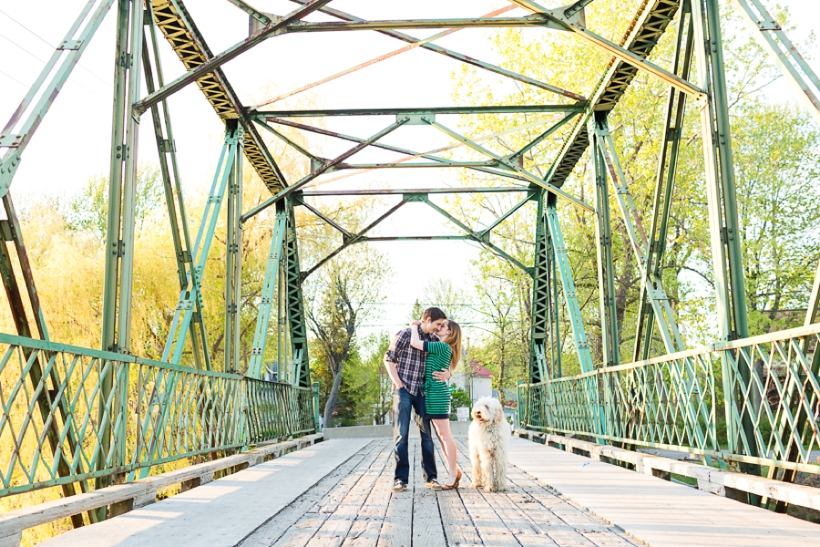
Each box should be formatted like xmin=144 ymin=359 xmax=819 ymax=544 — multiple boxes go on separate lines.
xmin=444 ymin=321 xmax=462 ymax=370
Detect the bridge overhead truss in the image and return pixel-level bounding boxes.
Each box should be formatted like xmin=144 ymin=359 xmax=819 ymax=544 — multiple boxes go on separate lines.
xmin=1 ymin=0 xmax=819 ymax=524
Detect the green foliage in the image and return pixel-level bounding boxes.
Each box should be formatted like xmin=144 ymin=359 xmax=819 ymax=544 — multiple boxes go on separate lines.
xmin=300 ymin=198 xmax=393 ymax=427
xmin=449 ymin=387 xmax=472 ymax=420
xmin=345 ymin=333 xmax=393 ymax=426
xmin=449 ymin=0 xmax=820 ymax=376
xmin=409 ymin=299 xmax=424 ymax=322
xmin=64 ymin=164 xmax=164 ymax=240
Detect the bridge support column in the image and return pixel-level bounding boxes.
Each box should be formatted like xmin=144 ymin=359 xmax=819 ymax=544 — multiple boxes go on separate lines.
xmin=285 ymin=199 xmax=310 ymax=388
xmin=98 ymin=0 xmax=143 ymax=505
xmin=528 ymin=190 xmax=558 ymax=384
xmin=691 ymin=0 xmax=759 ymax=501
xmin=248 ymin=203 xmax=287 ymax=379
xmin=224 ymin=129 xmax=244 ymax=373
xmin=545 ymin=198 xmax=593 ymax=375
xmin=141 ymin=6 xmax=209 ymax=370
xmin=589 ymin=115 xmax=619 ymax=369
xmin=162 ymin=124 xmax=242 ymax=366
xmin=635 ymin=1 xmax=694 ymax=361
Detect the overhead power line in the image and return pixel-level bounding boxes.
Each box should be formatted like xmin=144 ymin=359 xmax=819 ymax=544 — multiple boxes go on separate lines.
xmin=0 ymin=32 xmax=108 ymax=102
xmin=0 ymin=68 xmax=28 ymax=87
xmin=0 ymin=7 xmax=111 ymax=86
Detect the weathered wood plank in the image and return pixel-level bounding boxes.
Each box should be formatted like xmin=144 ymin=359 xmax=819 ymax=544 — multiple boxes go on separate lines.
xmin=308 ymin=442 xmax=391 ymax=546
xmin=450 ymin=439 xmax=519 ymax=547
xmin=509 ymin=436 xmax=820 ymax=547
xmin=239 ymin=443 xmax=374 ymax=547
xmin=342 ymin=442 xmax=394 ymax=547
xmin=38 ymin=438 xmax=367 ymax=547
xmin=271 ymin=441 xmax=383 ymax=547
xmin=377 ymin=436 xmax=421 ymax=547
xmin=411 ymin=439 xmax=447 ymax=547
xmin=0 ymin=435 xmax=322 ymax=540
xmin=431 ymin=440 xmax=483 ymax=547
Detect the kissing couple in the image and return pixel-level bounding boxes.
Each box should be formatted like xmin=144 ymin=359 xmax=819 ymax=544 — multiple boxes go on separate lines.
xmin=383 ymin=306 xmax=463 ymax=492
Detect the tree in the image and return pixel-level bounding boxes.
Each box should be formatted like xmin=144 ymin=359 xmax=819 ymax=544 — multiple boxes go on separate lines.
xmin=448 ymin=0 xmax=820 ymax=370
xmin=300 ymin=198 xmax=392 ymax=428
xmin=64 ymin=164 xmax=164 ymax=240
xmin=346 ymin=333 xmax=393 ymax=425
xmin=409 ymin=299 xmax=424 ymax=322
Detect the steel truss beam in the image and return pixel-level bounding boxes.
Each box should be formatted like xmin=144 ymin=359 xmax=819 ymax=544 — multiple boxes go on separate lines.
xmin=142 ymin=4 xmax=699 ymax=113
xmin=510 ymin=0 xmax=703 ymax=97
xmin=731 ymin=0 xmax=820 ymax=125
xmin=725 ymin=1 xmax=820 ymax=505
xmin=253 ymin=105 xmax=585 ymax=117
xmin=248 ymin=206 xmax=287 ymax=379
xmin=691 ymin=0 xmax=758 ymax=501
xmin=284 ymin=200 xmax=310 ymax=388
xmin=224 ymin=130 xmax=244 ymax=374
xmin=546 ymin=0 xmax=682 ymax=188
xmin=137 ymin=0 xmax=333 ymax=113
xmin=257 ymin=5 xmax=586 ymax=106
xmin=0 ymin=1 xmax=116 ymax=513
xmin=98 ymin=0 xmax=143 ymax=503
xmin=142 ymin=5 xmax=208 ymax=370
xmin=424 ymin=119 xmax=593 ymax=212
xmin=0 ymin=0 xmax=115 ymax=198
xmin=590 ymin=120 xmax=619 ymax=369
xmin=635 ymin=1 xmax=694 ymax=361
xmin=299 ymin=187 xmax=530 ymax=197
xmin=240 ymin=119 xmax=409 ymax=222
xmin=149 ymin=0 xmax=287 ymax=191
xmin=163 ymin=125 xmax=242 ymax=366
xmin=528 ymin=191 xmax=558 ymax=383
xmin=258 ymin=118 xmax=534 ymax=185
xmin=545 ymin=202 xmax=594 ymax=374
xmin=286 ymin=0 xmax=585 ymax=101
xmin=298 ymin=190 xmax=537 ymax=279
xmin=508 ymin=0 xmax=702 ymax=97
xmin=592 ymin=117 xmax=685 ymax=355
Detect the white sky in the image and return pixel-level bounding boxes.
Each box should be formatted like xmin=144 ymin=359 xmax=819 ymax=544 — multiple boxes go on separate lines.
xmin=1 ymin=0 xmax=818 ymax=340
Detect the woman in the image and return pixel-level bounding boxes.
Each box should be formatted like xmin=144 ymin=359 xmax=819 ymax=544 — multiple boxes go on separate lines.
xmin=410 ymin=319 xmax=463 ymax=489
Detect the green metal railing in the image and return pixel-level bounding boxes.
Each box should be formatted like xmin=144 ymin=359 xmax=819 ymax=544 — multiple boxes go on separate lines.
xmin=520 ymin=323 xmax=820 ymax=475
xmin=0 ymin=333 xmax=317 ymax=497
xmin=246 ymin=378 xmax=316 ymax=443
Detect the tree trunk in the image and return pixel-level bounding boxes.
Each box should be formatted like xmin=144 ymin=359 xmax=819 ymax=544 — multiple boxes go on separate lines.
xmin=323 ymin=363 xmax=343 ymax=428
xmin=498 ymin=325 xmax=506 ymax=403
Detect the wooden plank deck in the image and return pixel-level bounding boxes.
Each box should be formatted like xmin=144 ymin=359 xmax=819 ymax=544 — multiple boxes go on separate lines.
xmin=37 ymin=435 xmax=820 ymax=547
xmin=238 ymin=437 xmax=639 ymax=547
xmin=40 ymin=439 xmax=373 ymax=547
xmin=507 ymin=437 xmax=820 ymax=547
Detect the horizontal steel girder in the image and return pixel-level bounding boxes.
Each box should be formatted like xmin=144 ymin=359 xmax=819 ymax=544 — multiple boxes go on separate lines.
xmin=253 ymin=104 xmax=586 ymax=118
xmin=298 ymin=187 xmax=530 ymax=197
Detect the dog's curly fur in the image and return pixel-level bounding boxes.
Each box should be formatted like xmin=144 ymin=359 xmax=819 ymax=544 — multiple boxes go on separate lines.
xmin=468 ymin=397 xmax=508 ymax=492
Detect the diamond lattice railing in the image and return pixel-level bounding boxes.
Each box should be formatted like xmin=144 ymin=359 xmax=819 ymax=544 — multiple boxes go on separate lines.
xmin=520 ymin=323 xmax=820 ymax=475
xmin=0 ymin=333 xmax=317 ymax=497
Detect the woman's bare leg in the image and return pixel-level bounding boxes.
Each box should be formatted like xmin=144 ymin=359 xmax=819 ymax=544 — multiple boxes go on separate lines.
xmin=432 ymin=419 xmax=458 ymax=486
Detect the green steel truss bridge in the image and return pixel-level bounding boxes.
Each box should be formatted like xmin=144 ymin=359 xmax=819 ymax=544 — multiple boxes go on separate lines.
xmin=1 ymin=0 xmax=820 ymax=543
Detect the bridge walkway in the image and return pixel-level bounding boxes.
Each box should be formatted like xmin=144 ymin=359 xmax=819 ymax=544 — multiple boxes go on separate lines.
xmin=39 ymin=437 xmax=820 ymax=547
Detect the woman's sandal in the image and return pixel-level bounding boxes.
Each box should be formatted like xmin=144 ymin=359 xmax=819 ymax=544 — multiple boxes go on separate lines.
xmin=441 ymin=470 xmax=462 ymax=490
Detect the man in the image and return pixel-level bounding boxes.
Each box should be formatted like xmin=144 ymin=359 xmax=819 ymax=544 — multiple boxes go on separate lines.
xmin=384 ymin=306 xmax=451 ymax=492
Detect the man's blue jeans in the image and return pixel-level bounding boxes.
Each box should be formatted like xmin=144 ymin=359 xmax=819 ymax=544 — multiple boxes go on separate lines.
xmin=392 ymin=387 xmax=437 ymax=484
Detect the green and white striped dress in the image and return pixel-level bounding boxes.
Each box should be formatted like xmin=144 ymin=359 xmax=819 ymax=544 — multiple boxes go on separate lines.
xmin=423 ymin=341 xmax=452 ymax=418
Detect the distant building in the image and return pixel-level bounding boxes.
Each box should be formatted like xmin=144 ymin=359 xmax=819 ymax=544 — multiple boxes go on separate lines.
xmin=449 ymin=358 xmax=493 ymax=405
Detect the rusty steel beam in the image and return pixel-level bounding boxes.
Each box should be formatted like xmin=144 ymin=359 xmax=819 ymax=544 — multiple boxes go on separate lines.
xmin=287 ymin=0 xmax=585 ymax=100
xmin=148 ymin=0 xmax=292 ymax=191
xmin=545 ymin=0 xmax=683 ymax=188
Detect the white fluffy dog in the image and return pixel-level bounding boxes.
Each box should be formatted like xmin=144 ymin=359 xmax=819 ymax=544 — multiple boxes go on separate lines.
xmin=468 ymin=396 xmax=508 ymax=492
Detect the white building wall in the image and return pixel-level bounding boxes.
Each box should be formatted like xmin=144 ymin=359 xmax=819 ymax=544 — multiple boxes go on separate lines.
xmin=471 ymin=377 xmax=493 ymax=403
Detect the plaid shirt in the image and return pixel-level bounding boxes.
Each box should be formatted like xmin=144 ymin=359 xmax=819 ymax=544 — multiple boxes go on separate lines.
xmin=385 ymin=325 xmax=438 ymax=396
